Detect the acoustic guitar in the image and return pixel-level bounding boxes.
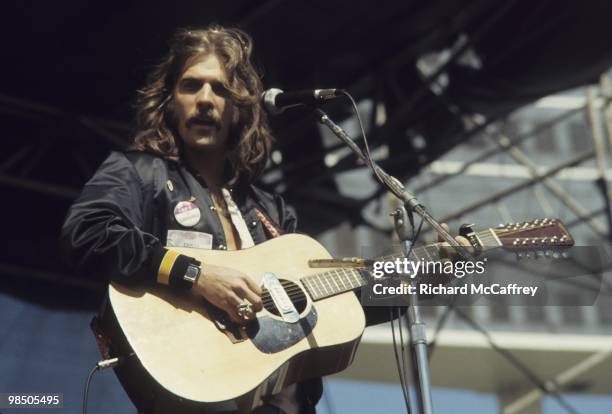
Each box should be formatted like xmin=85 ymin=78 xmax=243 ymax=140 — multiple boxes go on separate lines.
xmin=98 ymin=218 xmax=573 ymax=413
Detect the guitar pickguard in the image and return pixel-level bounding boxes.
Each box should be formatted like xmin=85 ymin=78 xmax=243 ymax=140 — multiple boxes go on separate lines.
xmin=207 ymin=301 xmax=319 ymax=353
xmin=247 ymin=307 xmax=318 ymax=354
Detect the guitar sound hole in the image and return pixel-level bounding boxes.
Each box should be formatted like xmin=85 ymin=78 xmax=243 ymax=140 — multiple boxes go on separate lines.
xmin=262 ymin=279 xmax=307 ymax=317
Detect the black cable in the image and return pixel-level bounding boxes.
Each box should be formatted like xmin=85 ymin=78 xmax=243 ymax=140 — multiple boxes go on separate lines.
xmin=338 ymin=90 xmax=386 ymax=187
xmin=453 ymin=308 xmax=582 ymax=414
xmin=82 ymin=357 xmax=123 ymax=414
xmin=393 ymin=212 xmax=424 ymax=413
xmin=390 ymin=307 xmax=413 ymax=414
xmin=393 ymin=211 xmax=420 ymax=414
xmin=426 ymin=304 xmax=453 ymax=359
xmin=403 ymin=215 xmax=424 ymax=413
xmin=397 ymin=307 xmax=409 ymax=388
xmin=397 ymin=296 xmax=412 ymax=412
xmin=82 ymin=364 xmax=99 ymax=414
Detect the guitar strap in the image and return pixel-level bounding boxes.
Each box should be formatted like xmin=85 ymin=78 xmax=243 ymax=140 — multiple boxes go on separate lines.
xmin=254 ymin=207 xmax=283 ymax=239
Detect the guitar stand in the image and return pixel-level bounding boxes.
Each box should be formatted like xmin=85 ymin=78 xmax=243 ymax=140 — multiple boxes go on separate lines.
xmin=393 ymin=206 xmax=434 ymax=414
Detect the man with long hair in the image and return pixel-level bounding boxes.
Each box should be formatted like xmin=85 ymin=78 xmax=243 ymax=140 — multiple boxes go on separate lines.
xmin=62 ymin=26 xmax=316 ymax=413
xmin=62 ymin=25 xmax=470 ymax=414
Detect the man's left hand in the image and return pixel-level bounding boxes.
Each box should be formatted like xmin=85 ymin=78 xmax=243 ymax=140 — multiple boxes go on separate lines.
xmin=437 ymin=223 xmax=473 ymax=259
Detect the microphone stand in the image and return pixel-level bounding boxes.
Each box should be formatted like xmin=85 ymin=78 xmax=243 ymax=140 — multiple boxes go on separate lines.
xmin=314 ymin=109 xmax=473 ymax=262
xmin=393 ymin=205 xmax=429 ymax=414
xmin=313 ymin=108 xmax=474 ymax=414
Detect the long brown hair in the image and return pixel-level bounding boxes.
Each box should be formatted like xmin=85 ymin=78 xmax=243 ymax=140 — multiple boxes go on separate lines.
xmin=132 ymin=26 xmax=272 ymax=185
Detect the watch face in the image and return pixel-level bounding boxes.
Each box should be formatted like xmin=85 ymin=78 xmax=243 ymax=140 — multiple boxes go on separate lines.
xmin=184 ymin=264 xmax=200 ymax=283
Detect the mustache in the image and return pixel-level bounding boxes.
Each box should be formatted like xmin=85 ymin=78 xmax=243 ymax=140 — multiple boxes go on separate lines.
xmin=187 ymin=113 xmax=222 ymax=129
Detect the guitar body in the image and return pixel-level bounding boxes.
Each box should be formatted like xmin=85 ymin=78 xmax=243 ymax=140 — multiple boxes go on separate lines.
xmin=102 ymin=234 xmax=366 ymax=413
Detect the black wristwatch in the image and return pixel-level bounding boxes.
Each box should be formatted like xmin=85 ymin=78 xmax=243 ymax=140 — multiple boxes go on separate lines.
xmin=184 ymin=261 xmax=202 ymax=285
xmin=158 ymin=248 xmax=203 ymax=290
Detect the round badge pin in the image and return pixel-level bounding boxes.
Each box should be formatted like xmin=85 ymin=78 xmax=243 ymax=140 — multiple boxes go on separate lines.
xmin=174 ymin=201 xmax=201 ymax=227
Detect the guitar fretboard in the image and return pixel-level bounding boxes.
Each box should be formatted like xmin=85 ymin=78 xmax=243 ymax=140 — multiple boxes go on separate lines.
xmin=300 ymin=228 xmax=501 ymax=301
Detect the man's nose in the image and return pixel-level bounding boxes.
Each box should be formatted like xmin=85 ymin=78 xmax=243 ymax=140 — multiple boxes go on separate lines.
xmin=196 ymin=84 xmax=215 ymax=109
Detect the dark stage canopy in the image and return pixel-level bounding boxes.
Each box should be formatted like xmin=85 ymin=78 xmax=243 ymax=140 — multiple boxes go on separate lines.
xmin=2 ymin=0 xmax=612 ymax=300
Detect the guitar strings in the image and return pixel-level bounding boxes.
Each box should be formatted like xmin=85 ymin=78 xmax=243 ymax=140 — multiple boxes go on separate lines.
xmin=277 ymin=229 xmax=538 ymax=306
xmin=259 ymin=225 xmax=537 ymax=308
xmin=260 ymin=280 xmax=351 ymax=308
xmin=259 ymin=223 xmax=565 ymax=312
xmin=260 ymin=276 xmax=348 ymax=307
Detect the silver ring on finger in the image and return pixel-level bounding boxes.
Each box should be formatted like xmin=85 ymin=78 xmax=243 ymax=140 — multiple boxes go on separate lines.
xmin=237 ymin=302 xmax=253 ymax=320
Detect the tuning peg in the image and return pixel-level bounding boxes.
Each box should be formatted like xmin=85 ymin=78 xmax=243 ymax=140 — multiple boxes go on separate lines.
xmin=536 ymin=250 xmax=545 ymax=259
xmin=562 ymin=251 xmax=570 ymax=259
xmin=516 ymin=252 xmax=524 ymax=260
xmin=552 ymin=251 xmax=561 ymax=259
xmin=544 ymin=250 xmax=553 ymax=257
xmin=459 ymin=223 xmax=475 ymax=237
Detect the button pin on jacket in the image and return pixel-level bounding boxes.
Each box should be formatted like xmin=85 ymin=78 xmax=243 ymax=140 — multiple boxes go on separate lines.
xmin=174 ymin=200 xmax=201 ymax=227
xmin=167 ymin=180 xmax=174 ymax=192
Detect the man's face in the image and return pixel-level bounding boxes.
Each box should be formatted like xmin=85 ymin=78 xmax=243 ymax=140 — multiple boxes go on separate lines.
xmin=173 ymin=53 xmax=234 ymax=152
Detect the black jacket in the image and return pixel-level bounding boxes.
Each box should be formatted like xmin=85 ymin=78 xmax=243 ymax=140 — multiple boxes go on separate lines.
xmin=61 ymin=150 xmax=298 ymax=285
xmin=60 ymin=150 xmax=322 ymax=410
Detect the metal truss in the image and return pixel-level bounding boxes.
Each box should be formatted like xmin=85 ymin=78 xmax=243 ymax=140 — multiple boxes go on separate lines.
xmin=0 ymin=93 xmax=128 ymax=200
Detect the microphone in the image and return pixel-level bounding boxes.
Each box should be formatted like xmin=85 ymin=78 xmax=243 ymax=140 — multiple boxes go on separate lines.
xmin=261 ymin=88 xmax=341 ymax=114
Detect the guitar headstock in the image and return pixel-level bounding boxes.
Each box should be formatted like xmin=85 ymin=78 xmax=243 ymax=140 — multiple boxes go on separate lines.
xmin=494 ymin=218 xmax=574 ymax=257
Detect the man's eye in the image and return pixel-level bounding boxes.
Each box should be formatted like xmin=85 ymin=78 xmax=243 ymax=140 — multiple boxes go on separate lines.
xmin=211 ymin=83 xmax=229 ymax=97
xmin=180 ymin=80 xmax=201 ymax=92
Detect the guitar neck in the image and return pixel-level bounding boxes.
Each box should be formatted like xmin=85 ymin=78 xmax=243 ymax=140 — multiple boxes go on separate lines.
xmin=299 ymin=228 xmax=501 ymax=301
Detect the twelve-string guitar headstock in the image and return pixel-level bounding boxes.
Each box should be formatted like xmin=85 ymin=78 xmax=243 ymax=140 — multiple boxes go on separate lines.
xmin=493 ymin=218 xmax=574 ymax=259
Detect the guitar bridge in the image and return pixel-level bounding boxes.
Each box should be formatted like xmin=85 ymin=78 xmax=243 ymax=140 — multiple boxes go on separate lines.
xmin=206 ymin=302 xmax=249 ymax=343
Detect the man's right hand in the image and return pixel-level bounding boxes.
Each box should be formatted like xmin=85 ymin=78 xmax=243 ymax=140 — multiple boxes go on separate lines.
xmin=192 ymin=264 xmax=263 ymax=324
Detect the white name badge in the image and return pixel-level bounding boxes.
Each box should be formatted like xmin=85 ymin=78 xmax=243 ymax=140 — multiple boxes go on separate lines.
xmin=166 ymin=230 xmax=213 ymax=249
